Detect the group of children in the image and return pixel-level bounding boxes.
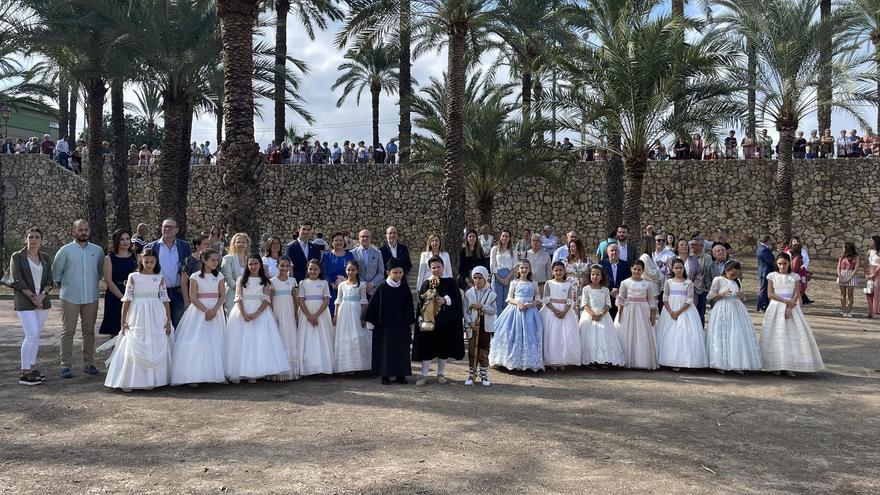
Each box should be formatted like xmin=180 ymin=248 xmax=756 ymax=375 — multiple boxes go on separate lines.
xmin=104 ymin=249 xmax=376 ymax=391
xmin=484 ymin=253 xmax=824 ymax=377
xmin=103 ymin=247 xmax=824 ymax=392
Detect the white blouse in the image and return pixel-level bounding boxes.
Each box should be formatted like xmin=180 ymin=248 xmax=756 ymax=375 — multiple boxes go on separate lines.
xmin=490 ymin=246 xmax=516 ymax=274
xmin=479 ymin=234 xmax=494 ymax=254
xmin=28 ymin=257 xmax=43 ymax=294
xmin=415 ymin=251 xmax=452 ymax=290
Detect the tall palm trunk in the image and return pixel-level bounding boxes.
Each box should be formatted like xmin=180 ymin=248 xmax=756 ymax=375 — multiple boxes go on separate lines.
xmin=747 ymin=40 xmax=757 ymax=139
xmin=621 ymin=152 xmax=647 ymax=231
xmin=274 ymin=0 xmax=289 ymax=145
xmin=521 ymin=71 xmax=532 ymax=126
xmin=217 ymin=0 xmax=263 ymax=242
xmin=177 ymin=100 xmax=194 ymax=236
xmin=605 ymin=133 xmax=623 ymax=232
xmin=398 ymin=0 xmax=412 ymax=164
xmin=69 ymin=84 xmax=78 ymax=142
xmin=58 ymin=80 xmax=69 ymax=141
xmin=146 ymin=120 xmax=156 ymax=149
xmin=215 ymin=103 xmax=224 ymax=147
xmin=672 ymin=0 xmax=685 ymax=121
xmin=442 ymin=20 xmax=469 ymax=277
xmin=159 ymin=90 xmax=185 ymax=224
xmin=111 ymin=78 xmax=130 ymax=233
xmin=85 ymin=78 xmax=107 ymax=246
xmin=775 ymin=119 xmax=797 ymax=243
xmin=874 ymin=36 xmax=880 ymax=132
xmin=533 ymin=80 xmax=543 ymax=144
xmin=371 ymin=84 xmax=380 ymax=149
xmin=477 ymin=193 xmax=493 ymax=228
xmin=817 ymin=0 xmax=832 ymax=133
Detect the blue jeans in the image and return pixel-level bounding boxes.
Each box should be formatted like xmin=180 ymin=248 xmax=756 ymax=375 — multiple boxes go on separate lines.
xmin=757 ymin=276 xmax=770 ymax=311
xmin=493 ymin=268 xmax=511 ymax=314
xmin=167 ymin=287 xmax=185 ymax=328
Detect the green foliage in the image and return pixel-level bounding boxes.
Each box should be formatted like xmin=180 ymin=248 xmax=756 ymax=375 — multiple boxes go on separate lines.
xmin=98 ymin=113 xmax=164 ymax=150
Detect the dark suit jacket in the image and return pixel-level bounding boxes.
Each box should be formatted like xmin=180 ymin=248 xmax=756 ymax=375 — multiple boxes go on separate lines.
xmin=285 ymin=239 xmax=320 ymax=282
xmin=10 ymin=249 xmax=53 ymax=311
xmin=600 ymin=259 xmax=631 ymax=289
xmin=756 ymin=243 xmax=775 ymax=278
xmin=379 ymin=243 xmax=412 ymax=276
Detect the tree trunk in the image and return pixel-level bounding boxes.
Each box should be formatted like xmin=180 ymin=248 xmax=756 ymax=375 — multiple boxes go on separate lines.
xmin=442 ymin=22 xmax=469 ymax=277
xmin=371 ymin=84 xmax=380 ymax=149
xmin=875 ymin=40 xmax=880 ymax=132
xmin=0 ymin=156 xmax=6 ymax=272
xmin=111 ymin=78 xmax=130 ymax=233
xmin=817 ymin=0 xmax=832 ymax=133
xmin=476 ymin=193 xmax=493 ymax=229
xmin=58 ymin=79 xmax=69 ymax=141
xmin=274 ymin=0 xmax=289 ymax=146
xmin=621 ymin=154 xmax=647 ymax=232
xmin=177 ymin=99 xmax=194 ymax=236
xmin=672 ymin=0 xmax=685 ymax=121
xmin=605 ymin=133 xmax=623 ymax=232
xmin=85 ymin=78 xmax=107 ymax=246
xmin=69 ymin=84 xmax=78 ymax=142
xmin=147 ymin=120 xmax=155 ymax=150
xmin=215 ymin=104 xmax=223 ymax=147
xmin=159 ymin=90 xmax=185 ymax=225
xmin=533 ymin=80 xmax=542 ymax=145
xmin=521 ymin=71 xmax=532 ymax=126
xmin=747 ymin=40 xmax=757 ymax=139
xmin=398 ymin=0 xmax=412 ymax=164
xmin=775 ymin=120 xmax=796 ymax=243
xmin=217 ymin=0 xmax=263 ymax=243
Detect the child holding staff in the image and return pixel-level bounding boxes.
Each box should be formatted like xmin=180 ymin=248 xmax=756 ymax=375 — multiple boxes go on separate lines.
xmin=463 ymin=266 xmax=497 ymax=386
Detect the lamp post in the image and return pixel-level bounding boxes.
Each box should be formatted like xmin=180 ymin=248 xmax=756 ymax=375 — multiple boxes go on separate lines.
xmin=0 ymin=104 xmax=10 ymax=139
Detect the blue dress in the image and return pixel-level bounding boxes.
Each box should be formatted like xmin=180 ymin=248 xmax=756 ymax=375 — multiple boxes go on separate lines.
xmin=488 ymin=279 xmax=544 ymax=371
xmin=99 ymin=253 xmax=138 ymax=336
xmin=322 ymin=250 xmax=354 ymax=317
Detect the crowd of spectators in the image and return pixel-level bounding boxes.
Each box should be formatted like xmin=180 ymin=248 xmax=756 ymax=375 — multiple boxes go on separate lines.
xmin=263 ymin=138 xmax=399 ymax=165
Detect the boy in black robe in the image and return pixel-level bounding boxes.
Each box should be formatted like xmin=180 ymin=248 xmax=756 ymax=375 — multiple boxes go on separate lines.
xmin=364 ymin=257 xmax=415 ymax=385
xmin=412 ymin=256 xmax=465 ymax=386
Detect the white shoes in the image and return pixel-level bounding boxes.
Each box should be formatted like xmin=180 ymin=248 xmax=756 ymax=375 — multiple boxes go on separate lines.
xmin=415 ymin=376 xmax=428 ymax=387
xmin=464 ymin=377 xmax=475 ymax=386
xmin=437 ymin=375 xmax=449 ymax=385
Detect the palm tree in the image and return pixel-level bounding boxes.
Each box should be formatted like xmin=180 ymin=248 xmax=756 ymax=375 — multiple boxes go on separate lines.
xmin=560 ymin=0 xmax=741 ymax=231
xmin=127 ymin=83 xmax=164 ymax=149
xmin=271 ymin=0 xmax=342 ymax=145
xmin=852 ymin=0 xmax=880 ymax=132
xmin=285 ymin=124 xmax=315 ymax=146
xmin=217 ymin=0 xmax=263 ymax=240
xmin=412 ymin=74 xmax=567 ymax=225
xmin=818 ymin=0 xmax=832 ymax=133
xmin=332 ymin=40 xmax=400 ymax=148
xmin=712 ymin=0 xmax=867 ymax=241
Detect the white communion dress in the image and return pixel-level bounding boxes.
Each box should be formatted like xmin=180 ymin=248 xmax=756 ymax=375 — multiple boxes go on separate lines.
xmin=171 ymin=271 xmax=227 ymax=385
xmin=656 ymin=279 xmax=708 ymax=368
xmin=297 ymin=278 xmax=335 ymax=376
xmin=224 ymin=277 xmax=291 ymax=381
xmin=540 ymin=279 xmax=582 ymax=366
xmin=333 ymin=280 xmax=372 ymax=373
xmin=705 ymin=276 xmax=763 ymax=371
xmin=266 ymin=276 xmax=300 ymax=381
xmin=760 ymin=273 xmax=824 ymax=372
xmin=578 ymin=285 xmax=626 ymax=367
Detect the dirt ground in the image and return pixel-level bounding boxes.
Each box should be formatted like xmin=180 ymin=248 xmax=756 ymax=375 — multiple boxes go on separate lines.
xmin=0 ymin=258 xmax=878 ymax=494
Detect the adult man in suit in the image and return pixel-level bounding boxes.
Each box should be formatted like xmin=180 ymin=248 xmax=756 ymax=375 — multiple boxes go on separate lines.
xmin=285 ymin=222 xmax=321 ymax=282
xmin=379 ymin=225 xmax=412 ymax=278
xmin=351 ymin=229 xmax=384 ymax=297
xmin=756 ymin=234 xmax=776 ymax=312
xmin=601 ymin=244 xmax=631 ymax=319
xmin=145 ymin=218 xmax=192 ymax=328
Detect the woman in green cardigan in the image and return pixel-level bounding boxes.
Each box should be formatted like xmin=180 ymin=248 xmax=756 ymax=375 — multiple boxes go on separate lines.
xmin=10 ymin=228 xmax=54 ymax=386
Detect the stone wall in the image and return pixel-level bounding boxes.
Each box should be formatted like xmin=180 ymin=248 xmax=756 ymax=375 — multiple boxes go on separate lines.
xmin=3 ymin=153 xmax=879 ymax=258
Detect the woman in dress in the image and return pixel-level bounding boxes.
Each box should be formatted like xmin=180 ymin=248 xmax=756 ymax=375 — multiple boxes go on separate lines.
xmin=99 ymin=229 xmax=138 ymax=337
xmin=784 ymin=237 xmax=813 ymax=305
xmin=105 ymin=249 xmax=173 ymax=391
xmin=321 ymin=232 xmax=354 ymax=318
xmin=208 ymin=225 xmax=226 ymax=254
xmin=413 ymin=256 xmax=465 ymax=386
xmin=297 ymin=259 xmax=334 ymax=376
xmin=760 ymin=253 xmax=825 ymax=376
xmin=615 ymin=259 xmax=659 ymax=370
xmin=333 ymin=260 xmax=372 ymax=374
xmin=865 ymin=236 xmax=880 ymax=318
xmin=488 ymin=259 xmax=544 ymax=372
xmin=479 ymin=224 xmax=494 ymax=254
xmin=563 ymin=238 xmax=591 ymax=315
xmin=836 ymin=242 xmax=859 ymax=318
xmin=224 ymin=256 xmax=291 ymax=383
xmin=220 ymin=232 xmax=250 ymax=314
xmin=171 ymin=249 xmax=226 ymax=386
xmin=415 ymin=233 xmax=452 ymax=290
xmin=127 ymin=144 xmax=138 ymax=166
xmin=540 ymin=262 xmax=581 ymax=369
xmin=458 ymin=230 xmax=488 ymax=291
xmin=138 ymin=145 xmax=152 ymax=166
xmin=182 ymin=234 xmax=211 ymax=280
xmin=514 ymin=228 xmax=532 ymax=260
xmin=10 ymin=228 xmax=53 ymax=386
xmin=706 ymin=260 xmax=762 ymax=374
xmin=579 ymin=265 xmax=626 ymax=368
xmin=267 ymin=256 xmax=300 ymax=381
xmin=656 ymin=258 xmax=708 ymax=371
xmin=261 ymin=236 xmax=283 ymax=279
xmin=490 ymin=230 xmax=516 ymax=314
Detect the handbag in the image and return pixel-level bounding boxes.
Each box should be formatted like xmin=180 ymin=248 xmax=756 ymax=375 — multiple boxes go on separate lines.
xmin=0 ymin=268 xmax=13 ymax=288
xmin=865 ymin=280 xmax=874 ymax=295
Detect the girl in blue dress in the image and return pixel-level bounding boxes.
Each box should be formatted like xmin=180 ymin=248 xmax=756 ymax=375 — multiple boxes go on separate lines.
xmin=488 ymin=259 xmax=544 ymax=371
xmin=321 ymin=232 xmax=354 ymax=318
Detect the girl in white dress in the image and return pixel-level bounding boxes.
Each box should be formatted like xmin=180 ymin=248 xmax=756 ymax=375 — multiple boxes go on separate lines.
xmin=760 ymin=253 xmax=825 ymax=376
xmin=105 ymin=250 xmax=173 ymax=391
xmin=415 ymin=233 xmax=452 ymax=290
xmin=171 ymin=249 xmax=227 ymax=386
xmin=579 ymin=265 xmax=626 ymax=368
xmin=267 ymin=256 xmax=300 ymax=381
xmin=540 ymin=262 xmax=582 ymax=368
xmin=297 ymin=259 xmax=334 ymax=376
xmin=333 ymin=260 xmax=372 ymax=373
xmin=224 ymin=256 xmax=291 ymax=383
xmin=706 ymin=260 xmax=762 ymax=374
xmin=615 ymin=259 xmax=659 ymax=370
xmin=656 ymin=258 xmax=708 ymax=370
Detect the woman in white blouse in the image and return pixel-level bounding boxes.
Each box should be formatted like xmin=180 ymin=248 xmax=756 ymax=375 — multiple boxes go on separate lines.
xmin=416 ymin=233 xmax=452 ymax=290
xmin=490 ymin=230 xmax=516 ymax=314
xmin=261 ymin=236 xmax=283 ymax=279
